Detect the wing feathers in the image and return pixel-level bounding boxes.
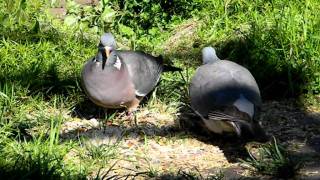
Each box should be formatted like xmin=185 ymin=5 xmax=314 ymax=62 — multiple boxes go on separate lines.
xmin=208 ymin=111 xmax=251 ymax=125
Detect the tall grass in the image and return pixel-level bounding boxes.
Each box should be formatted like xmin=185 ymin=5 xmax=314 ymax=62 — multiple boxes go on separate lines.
xmin=0 ymin=114 xmax=86 ymax=179
xmin=192 ymin=0 xmax=320 ymax=98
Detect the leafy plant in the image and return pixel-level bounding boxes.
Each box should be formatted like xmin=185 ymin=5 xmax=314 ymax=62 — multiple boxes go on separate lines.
xmin=108 ymin=0 xmax=202 ymax=31
xmin=0 ymin=0 xmax=44 ymax=40
xmin=63 ymin=0 xmax=117 ymax=35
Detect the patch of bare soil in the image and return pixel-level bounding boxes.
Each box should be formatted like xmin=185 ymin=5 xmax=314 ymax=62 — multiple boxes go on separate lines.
xmin=260 ymin=100 xmax=320 ymax=179
xmin=60 ymin=99 xmax=320 ymax=179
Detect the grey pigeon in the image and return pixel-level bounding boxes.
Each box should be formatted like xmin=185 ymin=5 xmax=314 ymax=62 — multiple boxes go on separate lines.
xmin=81 ymin=33 xmax=180 ymax=114
xmin=189 ymin=47 xmax=267 ymax=139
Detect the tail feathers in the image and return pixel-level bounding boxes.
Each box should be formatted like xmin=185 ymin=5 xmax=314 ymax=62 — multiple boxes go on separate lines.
xmin=156 ymin=55 xmax=182 ymax=72
xmin=192 ymin=108 xmax=267 ymax=140
xmin=207 ymin=111 xmax=268 ymax=140
xmin=191 ymin=108 xmax=252 ymax=136
xmin=208 ymin=111 xmax=252 ymax=137
xmin=162 ymin=65 xmax=182 ymax=72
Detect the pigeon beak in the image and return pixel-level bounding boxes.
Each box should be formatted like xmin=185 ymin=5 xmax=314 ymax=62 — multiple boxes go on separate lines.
xmin=101 ymin=46 xmax=112 ymax=70
xmin=104 ymin=46 xmax=112 ymax=58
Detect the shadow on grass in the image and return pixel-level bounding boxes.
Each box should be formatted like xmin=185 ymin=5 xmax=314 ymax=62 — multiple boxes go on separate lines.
xmin=0 ymin=26 xmax=96 ymax=48
xmin=0 ymin=168 xmax=86 ymax=180
xmin=0 ymin=63 xmax=81 ymax=98
xmin=0 ymin=26 xmax=97 ymax=100
xmin=71 ymin=98 xmax=107 ymax=119
xmin=61 ymin=96 xmax=320 ymax=178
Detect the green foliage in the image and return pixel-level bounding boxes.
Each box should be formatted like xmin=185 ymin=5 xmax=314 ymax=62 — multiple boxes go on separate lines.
xmin=241 ymin=138 xmax=301 ymax=178
xmin=243 ymin=0 xmax=320 ymax=96
xmin=0 ymin=115 xmax=86 ymax=179
xmin=0 ymin=0 xmax=44 ymax=41
xmin=1 ymin=0 xmax=320 ymax=96
xmin=63 ymin=0 xmax=117 ymax=35
xmin=108 ymin=0 xmax=202 ymax=31
xmin=196 ymin=0 xmax=320 ymax=97
xmin=0 ymin=37 xmax=94 ymax=94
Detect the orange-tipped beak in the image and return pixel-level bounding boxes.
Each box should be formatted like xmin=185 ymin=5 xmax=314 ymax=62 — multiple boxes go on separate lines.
xmin=104 ymin=46 xmax=112 ymax=58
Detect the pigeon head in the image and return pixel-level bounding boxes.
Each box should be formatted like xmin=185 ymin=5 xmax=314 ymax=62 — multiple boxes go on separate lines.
xmin=247 ymin=119 xmax=269 ymax=142
xmin=99 ymin=33 xmax=117 ymax=58
xmin=202 ymin=47 xmax=220 ymax=64
xmin=232 ymin=118 xmax=269 ymax=142
xmin=95 ymin=46 xmax=119 ymax=70
xmin=103 ymin=51 xmax=121 ymax=70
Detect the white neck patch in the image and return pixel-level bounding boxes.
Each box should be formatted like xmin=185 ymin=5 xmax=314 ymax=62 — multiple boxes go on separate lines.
xmin=135 ymin=90 xmax=146 ymax=97
xmin=113 ymin=57 xmax=122 ymax=70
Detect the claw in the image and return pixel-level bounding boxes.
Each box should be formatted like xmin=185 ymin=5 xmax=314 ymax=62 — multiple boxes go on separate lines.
xmin=124 ymin=110 xmax=138 ymax=126
xmin=126 ymin=111 xmax=134 ymax=117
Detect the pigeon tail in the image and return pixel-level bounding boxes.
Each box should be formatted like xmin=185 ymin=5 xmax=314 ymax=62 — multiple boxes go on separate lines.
xmin=162 ymin=65 xmax=182 ymax=72
xmin=208 ymin=111 xmax=253 ymax=134
xmin=207 ymin=111 xmax=266 ymax=140
xmin=155 ymin=55 xmax=182 ymax=72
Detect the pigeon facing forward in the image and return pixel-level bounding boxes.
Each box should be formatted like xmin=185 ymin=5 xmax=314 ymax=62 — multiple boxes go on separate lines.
xmin=189 ymin=47 xmax=267 ymax=140
xmin=81 ymin=33 xmax=180 ymax=115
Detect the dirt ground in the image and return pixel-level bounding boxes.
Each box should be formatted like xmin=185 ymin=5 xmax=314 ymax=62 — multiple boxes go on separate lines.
xmin=59 ymin=99 xmax=320 ymax=179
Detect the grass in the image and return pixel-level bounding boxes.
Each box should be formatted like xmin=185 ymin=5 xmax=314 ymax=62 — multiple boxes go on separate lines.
xmin=240 ymin=137 xmax=301 ymax=178
xmin=0 ymin=0 xmax=319 ymax=178
xmin=82 ymin=141 xmax=119 ymax=167
xmin=133 ymin=169 xmax=225 ymax=180
xmin=91 ymin=168 xmax=224 ymax=180
xmin=0 ymin=114 xmax=86 ymax=179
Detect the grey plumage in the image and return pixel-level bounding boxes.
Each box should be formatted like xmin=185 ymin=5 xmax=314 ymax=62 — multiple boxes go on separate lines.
xmin=81 ymin=33 xmax=180 ymax=113
xmin=116 ymin=50 xmax=164 ymax=96
xmin=201 ymin=47 xmax=219 ymax=64
xmin=82 ymin=51 xmax=136 ymax=109
xmin=190 ymin=46 xmax=267 ymax=139
xmin=100 ymin=33 xmax=117 ymax=50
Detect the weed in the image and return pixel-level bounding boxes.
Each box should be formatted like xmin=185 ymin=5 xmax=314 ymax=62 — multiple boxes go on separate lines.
xmin=121 ymin=168 xmax=224 ymax=180
xmin=84 ymin=142 xmax=119 ymax=163
xmin=240 ymin=137 xmax=301 ymax=178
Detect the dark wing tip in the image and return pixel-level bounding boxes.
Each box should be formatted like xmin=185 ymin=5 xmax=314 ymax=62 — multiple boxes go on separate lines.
xmin=155 ymin=54 xmax=181 ymax=72
xmin=162 ymin=65 xmax=182 ymax=72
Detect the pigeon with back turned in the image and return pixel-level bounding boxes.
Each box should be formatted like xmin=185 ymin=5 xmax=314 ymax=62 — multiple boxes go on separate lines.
xmin=81 ymin=33 xmax=181 ymax=115
xmin=189 ymin=47 xmax=267 ymax=140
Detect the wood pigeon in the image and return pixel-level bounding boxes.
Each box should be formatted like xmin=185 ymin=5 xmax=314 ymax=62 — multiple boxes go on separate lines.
xmin=81 ymin=33 xmax=181 ymax=115
xmin=189 ymin=47 xmax=267 ymax=139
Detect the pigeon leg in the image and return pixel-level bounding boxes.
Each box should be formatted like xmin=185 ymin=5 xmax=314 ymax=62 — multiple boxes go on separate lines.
xmin=126 ymin=97 xmax=141 ymax=113
xmin=124 ymin=98 xmax=141 ymax=124
xmin=103 ymin=108 xmax=108 ymax=119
